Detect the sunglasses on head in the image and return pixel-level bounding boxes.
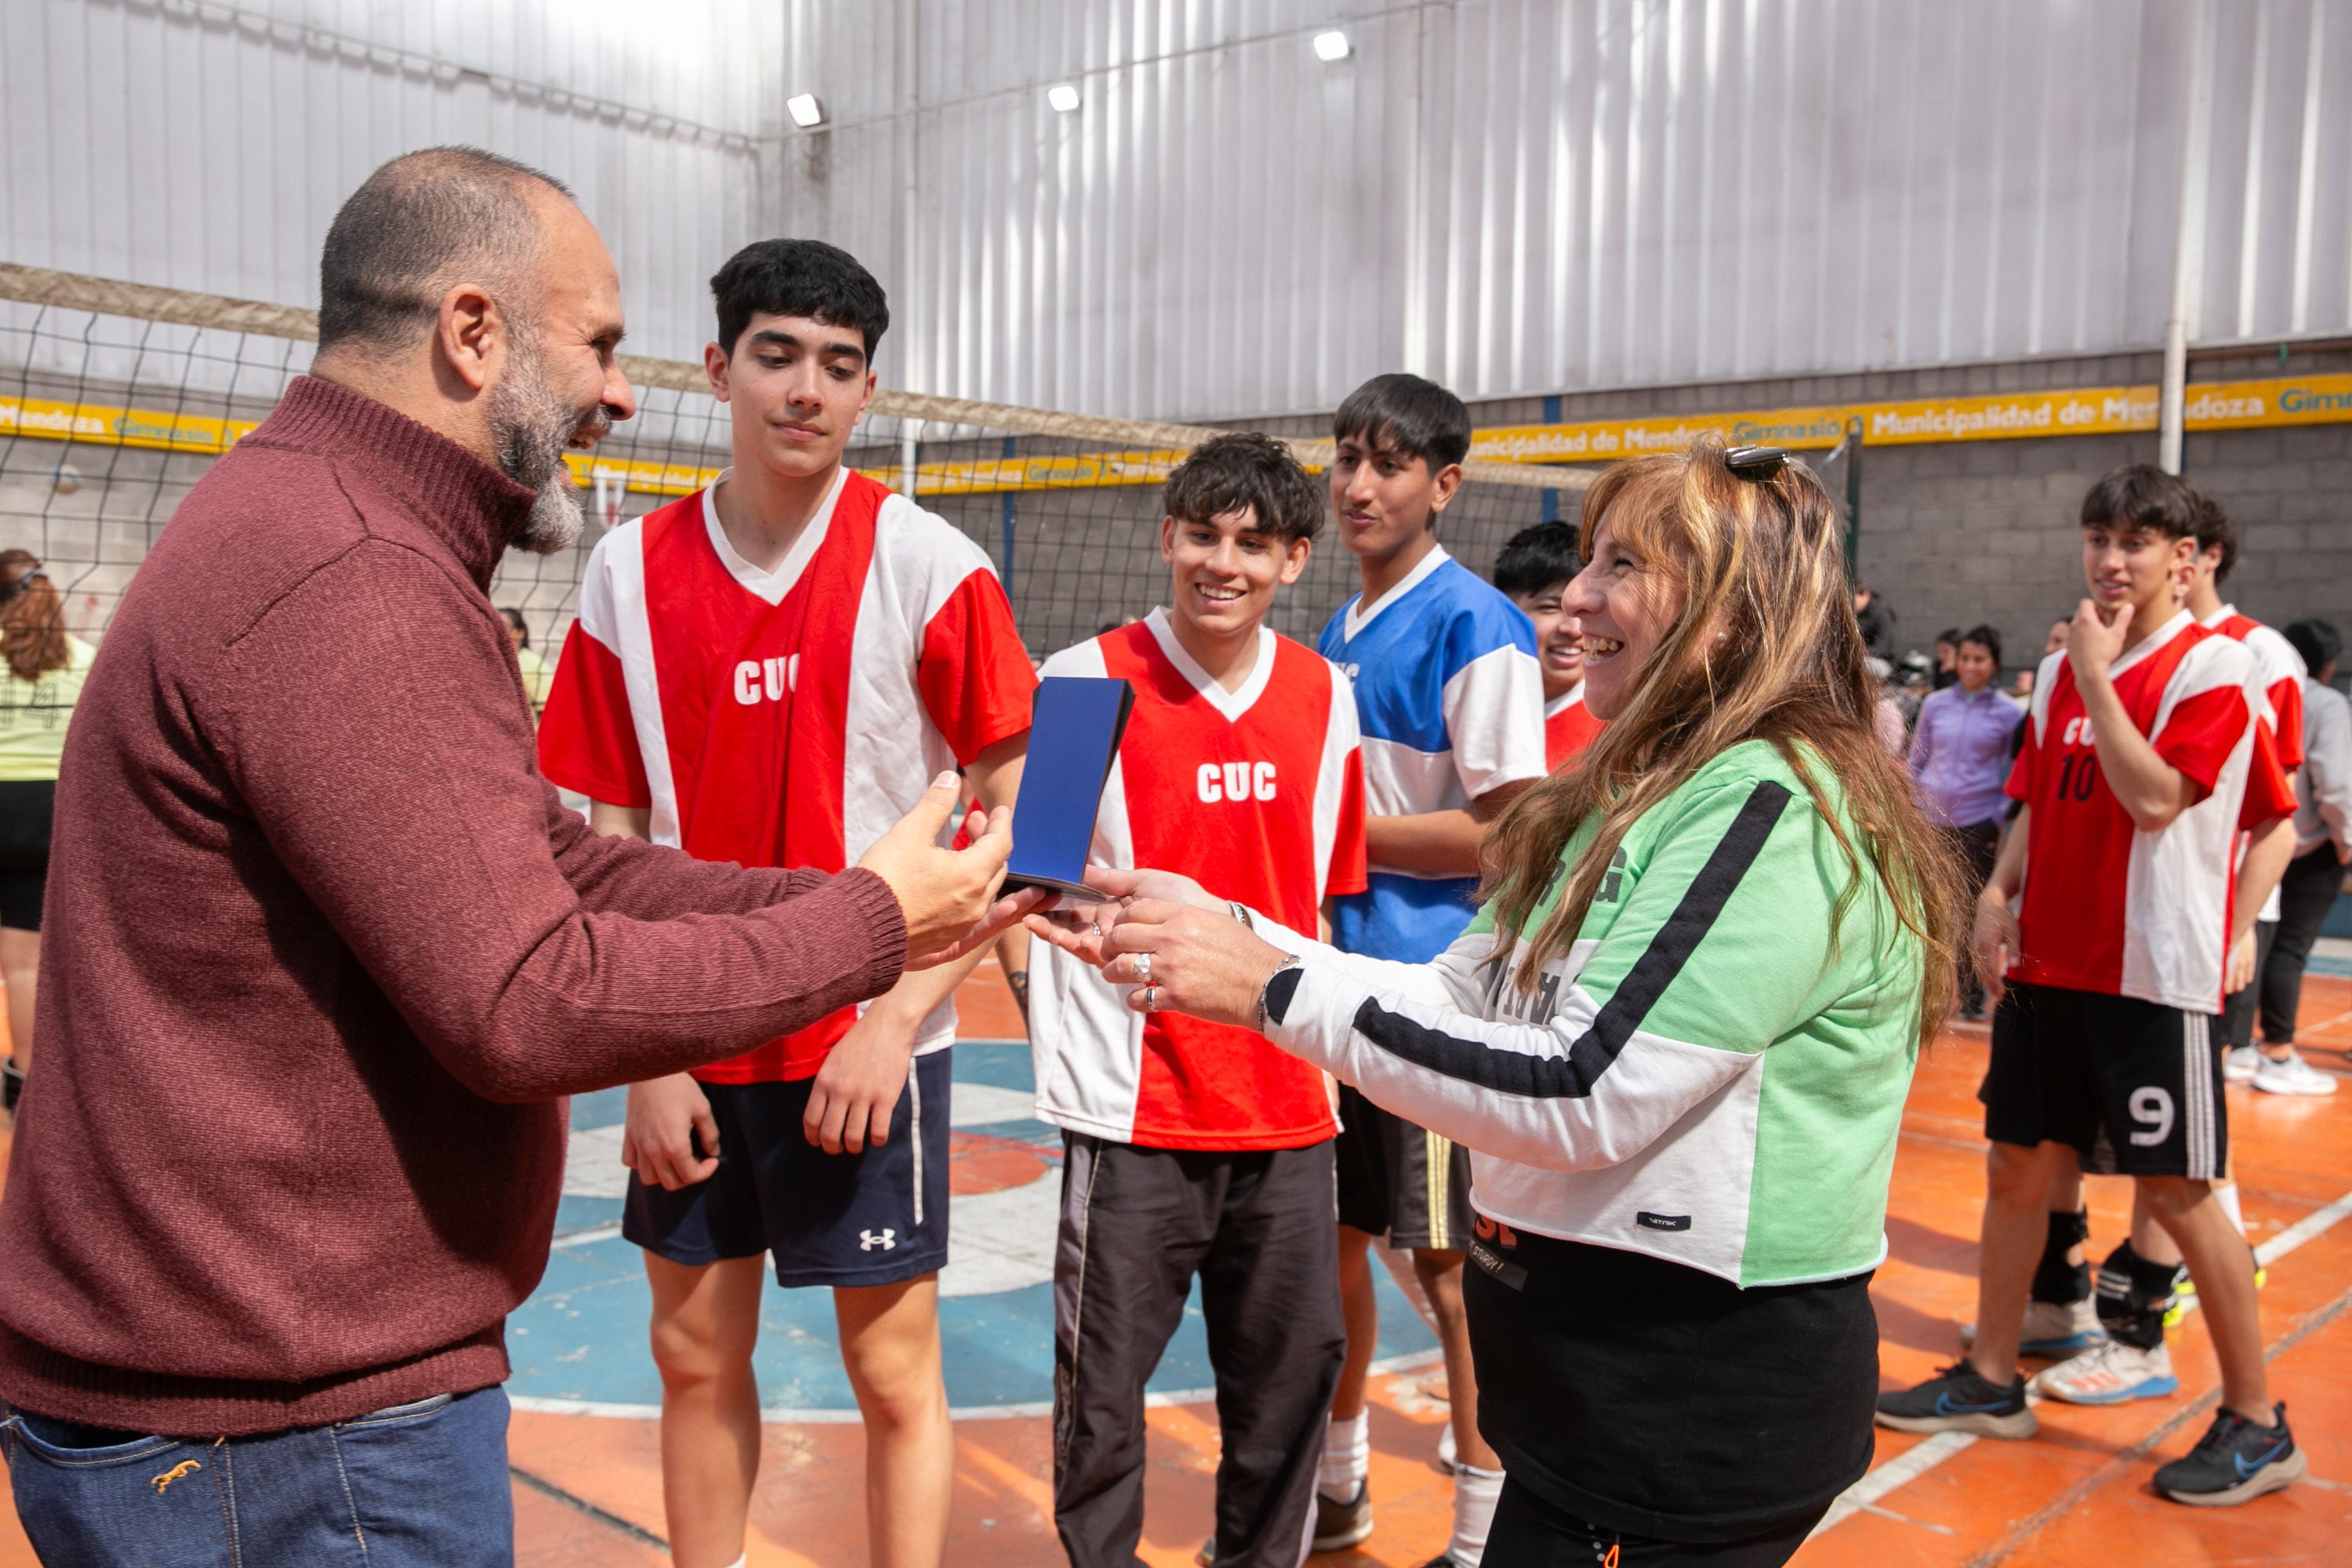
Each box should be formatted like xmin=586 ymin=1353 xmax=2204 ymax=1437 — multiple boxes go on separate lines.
xmin=1722 ymin=445 xmax=1789 ymax=481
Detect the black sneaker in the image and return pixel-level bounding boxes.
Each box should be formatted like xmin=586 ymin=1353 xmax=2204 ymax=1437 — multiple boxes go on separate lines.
xmin=2154 ymin=1402 xmax=2304 ymax=1506
xmin=1875 ymin=1361 xmax=2037 ymax=1438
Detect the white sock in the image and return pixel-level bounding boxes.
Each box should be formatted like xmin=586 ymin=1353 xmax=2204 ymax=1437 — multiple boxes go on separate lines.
xmin=1449 ymin=1464 xmax=1504 ymax=1565
xmin=1319 ymin=1410 xmax=1369 ymax=1502
xmin=2216 ymin=1182 xmax=2246 ymax=1238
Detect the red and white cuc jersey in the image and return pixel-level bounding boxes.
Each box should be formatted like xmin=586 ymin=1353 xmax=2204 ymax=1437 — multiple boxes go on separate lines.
xmin=2005 ymin=612 xmax=2297 ymax=1013
xmin=538 ymin=468 xmax=1036 ymax=1082
xmin=2203 ymin=604 xmax=2307 ymax=771
xmin=1544 ymin=681 xmax=1604 ymax=771
xmin=1029 ymin=611 xmax=1369 ymax=1149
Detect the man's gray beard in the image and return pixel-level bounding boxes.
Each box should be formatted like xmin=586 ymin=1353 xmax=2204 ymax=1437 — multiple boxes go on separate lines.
xmin=488 ymin=339 xmax=604 ymax=557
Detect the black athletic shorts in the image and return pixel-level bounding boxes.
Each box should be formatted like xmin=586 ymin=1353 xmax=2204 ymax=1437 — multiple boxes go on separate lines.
xmin=622 ymin=1049 xmax=951 ymax=1288
xmin=1334 ymin=1082 xmax=1475 ymax=1250
xmin=1980 ymin=980 xmax=2227 ymax=1179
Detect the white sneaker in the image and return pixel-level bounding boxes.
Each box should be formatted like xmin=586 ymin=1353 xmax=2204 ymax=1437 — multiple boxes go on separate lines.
xmin=1958 ymin=1298 xmax=2106 ymax=1357
xmin=2223 ymin=1045 xmax=2262 ymax=1083
xmin=2252 ymin=1050 xmax=2339 ymax=1096
xmin=2031 ymin=1339 xmax=2180 ymax=1405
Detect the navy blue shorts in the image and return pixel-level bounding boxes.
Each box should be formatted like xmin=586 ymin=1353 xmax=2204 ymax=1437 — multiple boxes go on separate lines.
xmin=622 ymin=1048 xmax=952 ymax=1289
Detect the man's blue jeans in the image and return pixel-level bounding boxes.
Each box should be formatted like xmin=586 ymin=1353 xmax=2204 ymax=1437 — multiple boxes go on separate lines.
xmin=2 ymin=1385 xmax=514 ymax=1566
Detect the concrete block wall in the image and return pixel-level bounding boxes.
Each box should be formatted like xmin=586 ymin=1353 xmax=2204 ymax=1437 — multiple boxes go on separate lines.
xmin=1463 ymin=346 xmax=2352 ymax=678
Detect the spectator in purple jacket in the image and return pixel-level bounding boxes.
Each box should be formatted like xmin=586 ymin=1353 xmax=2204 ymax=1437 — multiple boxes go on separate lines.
xmin=1910 ymin=624 xmax=2024 ymax=1017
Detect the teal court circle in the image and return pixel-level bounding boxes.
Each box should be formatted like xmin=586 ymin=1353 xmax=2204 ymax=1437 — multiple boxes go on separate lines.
xmin=509 ymin=1040 xmax=1439 ymax=1418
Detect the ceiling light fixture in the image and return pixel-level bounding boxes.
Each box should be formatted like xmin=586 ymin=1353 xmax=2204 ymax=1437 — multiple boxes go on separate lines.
xmin=1312 ymin=29 xmax=1352 ymax=62
xmin=1046 ymin=82 xmax=1082 ymax=113
xmin=786 ymin=93 xmax=825 ymax=128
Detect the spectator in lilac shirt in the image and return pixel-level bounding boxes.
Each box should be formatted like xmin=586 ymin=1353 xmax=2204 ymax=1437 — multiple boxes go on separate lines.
xmin=1910 ymin=624 xmax=2024 ymax=1017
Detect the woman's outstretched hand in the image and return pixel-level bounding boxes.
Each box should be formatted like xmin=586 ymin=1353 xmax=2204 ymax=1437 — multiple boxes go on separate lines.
xmin=1025 ymin=896 xmax=1290 ymax=1029
xmin=1041 ymin=866 xmax=1225 ymax=941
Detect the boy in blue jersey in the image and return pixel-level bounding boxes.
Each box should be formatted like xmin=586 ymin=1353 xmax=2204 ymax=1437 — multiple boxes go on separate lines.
xmin=1312 ymin=373 xmax=1547 ymax=1566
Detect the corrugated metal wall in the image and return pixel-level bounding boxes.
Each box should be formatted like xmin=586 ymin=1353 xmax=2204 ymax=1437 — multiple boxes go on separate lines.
xmin=769 ymin=0 xmax=2352 ymax=417
xmin=0 ymin=0 xmax=779 ymax=361
xmin=8 ymin=0 xmax=2352 ymax=417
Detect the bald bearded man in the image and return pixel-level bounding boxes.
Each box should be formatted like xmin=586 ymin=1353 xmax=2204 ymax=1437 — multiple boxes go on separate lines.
xmin=0 ymin=147 xmax=1030 ymax=1567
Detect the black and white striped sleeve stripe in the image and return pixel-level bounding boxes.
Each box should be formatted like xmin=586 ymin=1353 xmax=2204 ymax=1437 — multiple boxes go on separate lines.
xmin=1268 ymin=781 xmax=1792 ymax=1098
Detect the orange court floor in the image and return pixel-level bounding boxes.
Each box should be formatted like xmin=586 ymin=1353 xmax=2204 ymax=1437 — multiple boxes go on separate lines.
xmin=5 ymin=960 xmax=2352 ymax=1566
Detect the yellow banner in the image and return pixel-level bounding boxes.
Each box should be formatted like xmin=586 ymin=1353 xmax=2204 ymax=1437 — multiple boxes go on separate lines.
xmin=0 ymin=394 xmax=262 ymax=455
xmin=553 ymin=447 xmax=1192 ymax=499
xmin=12 ymin=372 xmax=2352 ymax=498
xmin=1470 ymin=372 xmax=2352 ymax=464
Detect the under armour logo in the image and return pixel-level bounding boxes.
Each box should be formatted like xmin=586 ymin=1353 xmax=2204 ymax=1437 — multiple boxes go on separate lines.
xmin=858 ymin=1229 xmax=897 ymax=1251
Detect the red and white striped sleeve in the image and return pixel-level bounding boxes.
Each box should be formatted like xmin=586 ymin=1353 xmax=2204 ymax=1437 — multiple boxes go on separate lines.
xmin=2152 ymin=640 xmax=2258 ymax=802
xmin=536 ymin=536 xmax=651 ymax=808
xmin=1318 ymin=660 xmax=1370 ymax=899
xmin=890 ymin=501 xmax=1038 ymax=764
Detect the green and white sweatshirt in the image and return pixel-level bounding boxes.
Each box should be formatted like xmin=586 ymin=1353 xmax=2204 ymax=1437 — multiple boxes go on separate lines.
xmin=1257 ymin=740 xmax=1924 ymax=1288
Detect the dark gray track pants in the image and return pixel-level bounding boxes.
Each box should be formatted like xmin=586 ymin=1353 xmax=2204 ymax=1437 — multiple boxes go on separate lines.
xmin=1052 ymin=1134 xmax=1345 ymax=1568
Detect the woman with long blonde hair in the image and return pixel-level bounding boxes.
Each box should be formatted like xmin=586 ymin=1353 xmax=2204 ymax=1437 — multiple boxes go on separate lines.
xmin=0 ymin=549 xmax=92 ymax=1118
xmin=1033 ymin=441 xmax=1970 ymax=1565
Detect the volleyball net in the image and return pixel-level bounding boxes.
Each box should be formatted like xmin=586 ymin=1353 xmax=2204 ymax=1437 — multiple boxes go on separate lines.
xmin=0 ymin=263 xmax=1578 ymax=664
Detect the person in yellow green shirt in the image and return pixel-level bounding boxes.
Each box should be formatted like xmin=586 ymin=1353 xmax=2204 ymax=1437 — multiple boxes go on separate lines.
xmin=0 ymin=550 xmax=93 ymax=1114
xmin=500 ymin=607 xmax=557 ymax=721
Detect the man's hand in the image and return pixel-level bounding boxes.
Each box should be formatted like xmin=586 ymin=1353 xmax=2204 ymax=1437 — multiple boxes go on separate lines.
xmin=622 ymin=1073 xmax=720 ymax=1191
xmin=1973 ymin=890 xmax=2020 ymax=1006
xmin=804 ymin=1007 xmax=915 ymax=1155
xmin=858 ymin=772 xmax=1040 ymax=967
xmin=2067 ymin=597 xmax=2132 ymax=685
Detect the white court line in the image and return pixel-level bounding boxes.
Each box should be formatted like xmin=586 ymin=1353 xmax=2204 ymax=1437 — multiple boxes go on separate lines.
xmin=513 ymin=1348 xmax=1446 ymax=1425
xmin=549 ymin=1223 xmax=621 ymax=1250
xmin=1812 ymin=1181 xmax=2352 ymax=1537
xmin=1809 ymin=1432 xmax=1976 ymax=1536
xmin=2257 ymin=1188 xmax=2352 ymax=1268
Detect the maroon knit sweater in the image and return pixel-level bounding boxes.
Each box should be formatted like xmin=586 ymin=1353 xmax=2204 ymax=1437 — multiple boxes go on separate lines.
xmin=0 ymin=376 xmax=909 ymax=1436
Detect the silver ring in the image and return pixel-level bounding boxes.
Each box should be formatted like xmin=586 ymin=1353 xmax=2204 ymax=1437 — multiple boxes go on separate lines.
xmin=1091 ymin=919 xmax=1102 ymax=938
xmin=1134 ymin=952 xmax=1152 ymax=985
xmin=1142 ymin=985 xmax=1160 ymax=1011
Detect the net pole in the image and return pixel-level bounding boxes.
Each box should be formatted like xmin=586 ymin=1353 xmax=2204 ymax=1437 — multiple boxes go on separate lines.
xmin=1539 ymin=394 xmax=1563 ymax=524
xmin=999 ymin=435 xmax=1017 ymax=595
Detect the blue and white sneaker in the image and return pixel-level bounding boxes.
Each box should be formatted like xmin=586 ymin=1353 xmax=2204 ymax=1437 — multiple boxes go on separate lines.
xmin=1875 ymin=1362 xmax=2037 ymax=1438
xmin=2031 ymin=1339 xmax=2179 ymax=1405
xmin=1959 ymin=1298 xmax=2107 ymax=1358
xmin=2154 ymin=1402 xmax=2303 ymax=1506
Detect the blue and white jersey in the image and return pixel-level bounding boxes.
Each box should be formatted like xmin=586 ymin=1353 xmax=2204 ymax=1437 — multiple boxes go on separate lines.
xmin=1319 ymin=545 xmax=1546 ymax=962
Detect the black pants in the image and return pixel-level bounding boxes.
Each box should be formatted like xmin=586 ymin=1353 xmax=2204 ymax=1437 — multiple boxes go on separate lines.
xmin=1487 ymin=1479 xmax=1827 ymax=1567
xmin=2262 ymin=844 xmax=2346 ymax=1044
xmin=1052 ymin=1135 xmax=1345 ymax=1568
xmin=1946 ymin=820 xmax=2002 ymax=1013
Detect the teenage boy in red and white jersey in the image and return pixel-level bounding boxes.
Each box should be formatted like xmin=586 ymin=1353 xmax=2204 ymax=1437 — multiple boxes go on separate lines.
xmin=1879 ymin=465 xmax=2299 ymax=1508
xmin=1996 ymin=489 xmax=2314 ymax=1385
xmin=1023 ymin=434 xmax=1367 ymax=1568
xmin=537 ymin=240 xmax=1036 ymax=1568
xmin=1493 ymin=521 xmax=1602 ymax=769
xmin=2183 ymin=497 xmax=2323 ymax=1094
